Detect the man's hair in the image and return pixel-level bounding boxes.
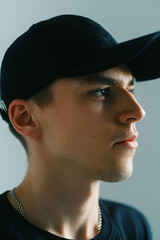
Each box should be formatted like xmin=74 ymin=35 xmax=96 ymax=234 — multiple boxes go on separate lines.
xmin=8 ymin=84 xmax=53 ymax=153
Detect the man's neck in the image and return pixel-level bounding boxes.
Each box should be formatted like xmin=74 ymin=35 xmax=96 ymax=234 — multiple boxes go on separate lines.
xmin=9 ymin=153 xmax=101 ymax=240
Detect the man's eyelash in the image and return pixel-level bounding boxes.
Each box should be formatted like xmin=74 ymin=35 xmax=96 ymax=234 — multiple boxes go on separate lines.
xmin=89 ymin=88 xmax=135 ymax=98
xmin=89 ymin=88 xmax=111 ymax=97
xmin=128 ymin=89 xmax=135 ymax=94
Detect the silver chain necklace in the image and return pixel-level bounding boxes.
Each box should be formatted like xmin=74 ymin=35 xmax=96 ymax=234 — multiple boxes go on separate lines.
xmin=11 ymin=188 xmax=102 ymax=233
xmin=11 ymin=188 xmax=26 ymax=219
xmin=98 ymin=205 xmax=103 ymax=233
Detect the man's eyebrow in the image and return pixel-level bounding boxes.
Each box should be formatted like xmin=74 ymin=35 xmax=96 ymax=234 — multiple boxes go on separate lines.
xmin=78 ymin=75 xmax=135 ymax=87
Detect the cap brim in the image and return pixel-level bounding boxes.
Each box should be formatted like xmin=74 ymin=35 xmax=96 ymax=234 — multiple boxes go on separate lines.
xmin=63 ymin=31 xmax=160 ymax=81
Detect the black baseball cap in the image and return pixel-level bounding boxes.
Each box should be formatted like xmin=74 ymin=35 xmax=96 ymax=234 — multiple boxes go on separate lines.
xmin=0 ymin=14 xmax=160 ymax=122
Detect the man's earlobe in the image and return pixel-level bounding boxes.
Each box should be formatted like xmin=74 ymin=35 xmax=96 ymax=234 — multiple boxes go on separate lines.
xmin=8 ymin=100 xmax=41 ymax=138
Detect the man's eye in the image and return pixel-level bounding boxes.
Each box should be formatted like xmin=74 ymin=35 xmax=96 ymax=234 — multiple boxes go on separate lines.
xmin=128 ymin=88 xmax=135 ymax=94
xmin=90 ymin=88 xmax=111 ymax=98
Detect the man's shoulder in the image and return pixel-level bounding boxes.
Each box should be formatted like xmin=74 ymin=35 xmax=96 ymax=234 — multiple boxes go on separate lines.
xmin=100 ymin=197 xmax=145 ymax=217
xmin=0 ymin=191 xmax=14 ymax=227
xmin=99 ymin=197 xmax=150 ymax=224
xmin=0 ymin=191 xmax=14 ymax=238
xmin=0 ymin=191 xmax=9 ymax=212
xmin=99 ymin=198 xmax=152 ymax=239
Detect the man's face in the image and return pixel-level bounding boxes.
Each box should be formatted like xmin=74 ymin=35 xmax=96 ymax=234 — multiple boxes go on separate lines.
xmin=35 ymin=65 xmax=145 ymax=182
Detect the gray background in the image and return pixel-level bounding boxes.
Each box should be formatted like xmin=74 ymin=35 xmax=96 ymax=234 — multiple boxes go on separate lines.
xmin=0 ymin=0 xmax=160 ymax=239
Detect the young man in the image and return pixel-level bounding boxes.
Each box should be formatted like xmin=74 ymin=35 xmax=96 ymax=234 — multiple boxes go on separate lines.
xmin=0 ymin=15 xmax=160 ymax=240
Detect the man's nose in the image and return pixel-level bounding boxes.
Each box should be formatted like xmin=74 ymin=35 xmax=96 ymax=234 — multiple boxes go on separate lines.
xmin=116 ymin=89 xmax=146 ymax=124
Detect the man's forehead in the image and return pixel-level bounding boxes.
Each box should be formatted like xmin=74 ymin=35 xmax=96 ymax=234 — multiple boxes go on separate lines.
xmin=55 ymin=65 xmax=135 ymax=90
xmin=77 ymin=67 xmax=135 ymax=87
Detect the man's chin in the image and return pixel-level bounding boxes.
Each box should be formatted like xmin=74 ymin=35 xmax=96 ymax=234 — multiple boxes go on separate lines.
xmin=100 ymin=165 xmax=133 ymax=183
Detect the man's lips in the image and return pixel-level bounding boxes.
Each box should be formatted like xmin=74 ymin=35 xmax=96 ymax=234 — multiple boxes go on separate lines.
xmin=114 ymin=134 xmax=138 ymax=149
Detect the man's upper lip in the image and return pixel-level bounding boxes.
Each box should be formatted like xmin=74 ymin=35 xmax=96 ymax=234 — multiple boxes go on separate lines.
xmin=115 ymin=134 xmax=138 ymax=144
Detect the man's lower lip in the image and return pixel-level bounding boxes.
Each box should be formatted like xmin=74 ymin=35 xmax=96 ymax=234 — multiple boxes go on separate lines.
xmin=114 ymin=140 xmax=138 ymax=149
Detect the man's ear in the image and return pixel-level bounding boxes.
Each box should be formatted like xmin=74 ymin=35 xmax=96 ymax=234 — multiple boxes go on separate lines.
xmin=8 ymin=99 xmax=41 ymax=138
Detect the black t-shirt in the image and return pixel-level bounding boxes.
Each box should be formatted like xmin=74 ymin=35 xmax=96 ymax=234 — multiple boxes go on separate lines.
xmin=0 ymin=191 xmax=152 ymax=240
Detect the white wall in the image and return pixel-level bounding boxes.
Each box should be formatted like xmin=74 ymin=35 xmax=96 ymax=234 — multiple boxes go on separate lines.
xmin=0 ymin=0 xmax=160 ymax=239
